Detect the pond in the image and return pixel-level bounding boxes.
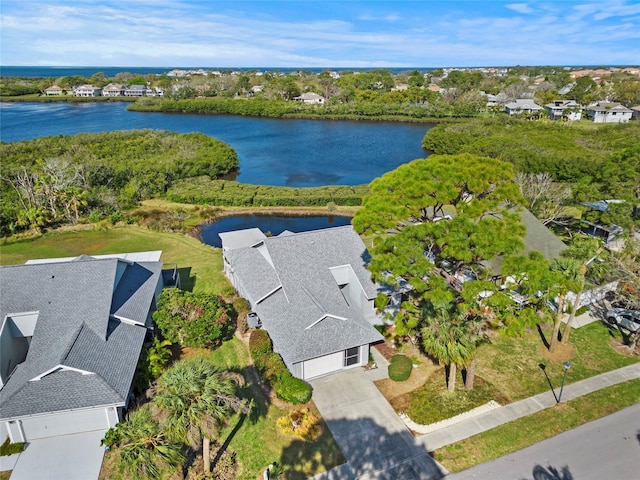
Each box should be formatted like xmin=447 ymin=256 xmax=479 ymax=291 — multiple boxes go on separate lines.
xmin=199 ymin=214 xmax=353 ymax=247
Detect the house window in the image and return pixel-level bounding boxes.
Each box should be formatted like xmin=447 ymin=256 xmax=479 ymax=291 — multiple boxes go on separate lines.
xmin=344 ymin=347 xmax=360 ymax=366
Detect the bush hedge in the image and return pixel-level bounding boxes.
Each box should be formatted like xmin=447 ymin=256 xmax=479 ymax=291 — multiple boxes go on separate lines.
xmin=388 ymin=354 xmax=413 ymax=382
xmin=249 ymin=329 xmax=312 ymax=404
xmin=274 ymin=373 xmax=313 ymax=404
xmin=167 ymin=177 xmax=367 ymax=207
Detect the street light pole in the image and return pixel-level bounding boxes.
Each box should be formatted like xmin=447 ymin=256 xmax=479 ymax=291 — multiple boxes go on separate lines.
xmin=557 ymin=361 xmax=572 ymax=403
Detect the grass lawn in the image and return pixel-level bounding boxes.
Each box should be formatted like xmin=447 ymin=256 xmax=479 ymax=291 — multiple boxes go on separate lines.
xmin=383 ymin=320 xmax=638 ymax=426
xmin=475 ymin=321 xmax=638 ymax=402
xmin=0 ymin=225 xmax=232 ymax=295
xmin=434 ymin=378 xmax=640 ymax=472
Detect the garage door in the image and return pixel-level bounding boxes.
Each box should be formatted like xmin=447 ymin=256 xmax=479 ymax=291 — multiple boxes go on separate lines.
xmin=303 ymin=351 xmax=344 ymax=380
xmin=20 ymin=408 xmax=109 ymax=440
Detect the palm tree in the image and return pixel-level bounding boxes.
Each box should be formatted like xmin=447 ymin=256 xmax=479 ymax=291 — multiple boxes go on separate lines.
xmin=420 ymin=299 xmax=476 ymax=392
xmin=549 ymin=257 xmax=583 ymax=353
xmin=153 ymin=356 xmax=248 ymax=476
xmin=115 ymin=406 xmax=184 ymax=479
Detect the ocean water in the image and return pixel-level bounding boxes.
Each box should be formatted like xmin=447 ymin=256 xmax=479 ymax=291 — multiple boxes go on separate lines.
xmin=0 ymin=66 xmax=438 ymax=78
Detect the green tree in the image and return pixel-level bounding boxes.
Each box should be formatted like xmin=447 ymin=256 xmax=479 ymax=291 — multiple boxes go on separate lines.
xmin=153 ymin=356 xmax=248 ymax=476
xmin=108 ymin=406 xmax=184 ymax=479
xmin=153 ymin=288 xmax=234 ymax=348
xmin=353 ymin=154 xmax=525 ymax=390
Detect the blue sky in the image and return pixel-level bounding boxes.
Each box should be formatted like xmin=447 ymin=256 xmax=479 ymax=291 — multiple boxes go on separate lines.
xmin=1 ymin=0 xmax=639 ymax=67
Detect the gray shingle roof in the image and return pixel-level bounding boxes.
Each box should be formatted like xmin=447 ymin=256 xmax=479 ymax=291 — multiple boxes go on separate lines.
xmin=0 ymin=255 xmax=161 ymax=419
xmin=222 ymin=226 xmax=383 ymax=365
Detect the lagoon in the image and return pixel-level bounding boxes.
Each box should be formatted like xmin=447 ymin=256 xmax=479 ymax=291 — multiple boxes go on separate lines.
xmin=198 ymin=214 xmax=353 ymax=247
xmin=0 ymin=102 xmax=430 ymax=187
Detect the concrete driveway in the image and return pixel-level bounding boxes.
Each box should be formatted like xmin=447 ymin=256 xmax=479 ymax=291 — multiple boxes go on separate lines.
xmin=9 ymin=430 xmax=107 ymax=480
xmin=311 ymin=368 xmax=445 ymax=480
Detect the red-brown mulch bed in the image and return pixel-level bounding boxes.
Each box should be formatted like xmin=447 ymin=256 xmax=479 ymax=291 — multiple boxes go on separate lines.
xmin=374 ymin=342 xmax=396 ymax=362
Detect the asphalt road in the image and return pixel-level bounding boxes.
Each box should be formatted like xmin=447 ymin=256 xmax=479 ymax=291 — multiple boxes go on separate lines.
xmin=446 ymin=403 xmax=640 ymax=480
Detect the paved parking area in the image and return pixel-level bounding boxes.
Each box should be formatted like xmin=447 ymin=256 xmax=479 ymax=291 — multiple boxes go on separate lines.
xmin=311 ymin=368 xmax=445 ymax=480
xmin=10 ymin=430 xmax=107 ymax=480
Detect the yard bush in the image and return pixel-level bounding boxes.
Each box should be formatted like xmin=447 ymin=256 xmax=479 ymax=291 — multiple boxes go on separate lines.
xmin=153 ymin=289 xmax=234 ymax=348
xmin=274 ymin=373 xmax=313 ymax=405
xmin=249 ymin=329 xmax=312 ymax=404
xmin=388 ymin=354 xmax=413 ymax=382
xmin=249 ymin=329 xmax=272 ymax=359
xmin=276 ymin=408 xmax=321 ymax=440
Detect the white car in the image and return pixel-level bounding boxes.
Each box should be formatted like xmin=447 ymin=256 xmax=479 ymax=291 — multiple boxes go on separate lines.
xmin=606 ymin=308 xmax=640 ymax=333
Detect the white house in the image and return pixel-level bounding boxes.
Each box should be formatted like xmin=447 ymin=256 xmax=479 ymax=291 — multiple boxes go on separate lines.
xmin=123 ymin=85 xmax=147 ymax=96
xmin=587 ymin=102 xmax=633 ymax=123
xmin=505 ymin=99 xmax=543 ymax=115
xmin=544 ymin=100 xmax=582 ymax=121
xmin=220 ymin=226 xmax=383 ymax=380
xmin=0 ymin=252 xmax=166 ymax=443
xmin=74 ymin=85 xmax=102 ymax=97
xmin=102 ymin=83 xmax=125 ymax=97
xmin=293 ymin=92 xmax=326 ymax=104
xmin=44 ymin=85 xmax=65 ymax=96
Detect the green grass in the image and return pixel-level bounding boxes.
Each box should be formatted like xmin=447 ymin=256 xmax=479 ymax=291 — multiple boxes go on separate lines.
xmin=0 ymin=225 xmax=232 ymax=295
xmin=434 ymin=378 xmax=640 ymax=472
xmin=405 ymin=375 xmax=510 ymax=424
xmin=475 ymin=321 xmax=638 ymax=402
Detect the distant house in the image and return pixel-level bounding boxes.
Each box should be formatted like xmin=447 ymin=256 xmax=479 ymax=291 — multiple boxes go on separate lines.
xmin=102 ymin=83 xmax=125 ymax=97
xmin=123 ymin=85 xmax=147 ymax=97
xmin=544 ymin=100 xmax=582 ymax=121
xmin=74 ymin=84 xmax=102 ymax=97
xmin=293 ymin=92 xmax=325 ymax=104
xmin=220 ymin=226 xmax=383 ymax=380
xmin=44 ymin=85 xmax=65 ymax=96
xmin=504 ymin=99 xmax=543 ymax=115
xmin=630 ymin=105 xmax=640 ymax=121
xmin=0 ymin=252 xmax=167 ymax=443
xmin=587 ymin=102 xmax=633 ymax=123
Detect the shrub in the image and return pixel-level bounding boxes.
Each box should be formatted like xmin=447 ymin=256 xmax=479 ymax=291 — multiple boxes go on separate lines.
xmin=274 ymin=373 xmax=313 ymax=404
xmin=249 ymin=329 xmax=272 ymax=359
xmin=0 ymin=437 xmax=25 ymax=456
xmin=153 ymin=289 xmax=234 ymax=348
xmin=388 ymin=354 xmax=413 ymax=382
xmin=262 ymin=353 xmax=289 ymax=380
xmin=232 ymin=297 xmax=250 ymax=315
xmin=276 ymin=408 xmax=321 ymax=440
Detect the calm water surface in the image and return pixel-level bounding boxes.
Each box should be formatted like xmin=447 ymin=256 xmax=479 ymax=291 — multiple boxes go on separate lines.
xmin=1 ymin=102 xmax=430 ymax=187
xmin=199 ymin=215 xmax=352 ymax=247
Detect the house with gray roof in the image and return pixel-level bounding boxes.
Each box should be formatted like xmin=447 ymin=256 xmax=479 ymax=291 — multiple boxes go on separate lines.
xmin=504 ymin=99 xmax=543 ymax=115
xmin=0 ymin=252 xmax=164 ymax=443
xmin=587 ymin=102 xmax=633 ymax=123
xmin=220 ymin=226 xmax=383 ymax=380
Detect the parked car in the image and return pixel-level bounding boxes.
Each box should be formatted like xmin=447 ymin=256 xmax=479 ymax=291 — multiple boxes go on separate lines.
xmin=606 ymin=308 xmax=640 ymax=333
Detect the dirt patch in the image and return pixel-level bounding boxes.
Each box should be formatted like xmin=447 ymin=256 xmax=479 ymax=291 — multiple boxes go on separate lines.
xmin=537 ymin=342 xmax=577 ymax=362
xmin=375 ymin=362 xmax=438 ymax=402
xmin=609 ymin=338 xmax=639 ymax=356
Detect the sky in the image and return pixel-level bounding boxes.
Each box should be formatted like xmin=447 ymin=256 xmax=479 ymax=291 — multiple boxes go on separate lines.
xmin=1 ymin=0 xmax=639 ymax=68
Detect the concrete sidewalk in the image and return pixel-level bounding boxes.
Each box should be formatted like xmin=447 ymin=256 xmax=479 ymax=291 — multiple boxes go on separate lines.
xmin=416 ymin=362 xmax=640 ymax=452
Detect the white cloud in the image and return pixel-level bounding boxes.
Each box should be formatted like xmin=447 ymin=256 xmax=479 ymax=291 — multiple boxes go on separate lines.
xmin=505 ymin=3 xmax=535 ymax=15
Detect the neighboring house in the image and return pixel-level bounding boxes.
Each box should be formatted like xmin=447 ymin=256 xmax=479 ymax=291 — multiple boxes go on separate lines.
xmin=504 ymin=99 xmax=543 ymax=115
xmin=630 ymin=105 xmax=640 ymax=121
xmin=293 ymin=92 xmax=326 ymax=104
xmin=0 ymin=252 xmax=166 ymax=443
xmin=544 ymin=100 xmax=582 ymax=121
xmin=44 ymin=85 xmax=65 ymax=96
xmin=587 ymin=102 xmax=633 ymax=123
xmin=220 ymin=226 xmax=383 ymax=381
xmin=123 ymin=84 xmax=147 ymax=96
xmin=74 ymin=84 xmax=102 ymax=97
xmin=102 ymin=83 xmax=125 ymax=96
